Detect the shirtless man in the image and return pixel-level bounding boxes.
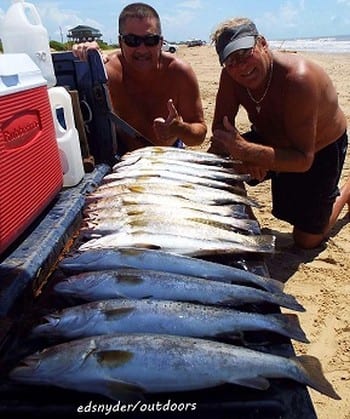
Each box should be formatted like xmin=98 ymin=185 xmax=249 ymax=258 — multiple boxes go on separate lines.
xmin=210 ymin=17 xmax=350 ymax=249
xmin=73 ymin=2 xmax=206 ymax=155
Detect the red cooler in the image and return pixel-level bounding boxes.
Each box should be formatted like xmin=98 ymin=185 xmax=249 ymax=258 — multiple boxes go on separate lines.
xmin=0 ymin=53 xmax=63 ymax=255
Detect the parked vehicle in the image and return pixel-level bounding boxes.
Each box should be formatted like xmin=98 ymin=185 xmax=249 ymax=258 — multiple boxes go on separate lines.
xmin=187 ymin=39 xmax=205 ymax=47
xmin=162 ymin=40 xmax=177 ymax=53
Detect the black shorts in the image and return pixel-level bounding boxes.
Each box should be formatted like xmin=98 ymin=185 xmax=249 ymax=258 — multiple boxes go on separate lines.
xmin=271 ymin=132 xmax=348 ymax=234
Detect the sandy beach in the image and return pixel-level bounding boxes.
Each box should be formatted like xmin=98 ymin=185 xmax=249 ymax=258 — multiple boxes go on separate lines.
xmin=178 ymin=45 xmax=350 ymax=419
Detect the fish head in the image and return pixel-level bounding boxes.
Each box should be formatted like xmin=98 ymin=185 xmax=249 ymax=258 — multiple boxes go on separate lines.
xmin=9 ymin=347 xmax=75 ymax=384
xmin=31 ymin=310 xmax=85 ymax=337
xmin=9 ymin=339 xmax=98 ymax=384
xmin=31 ymin=313 xmax=61 ymax=336
xmin=59 ymin=251 xmax=104 ymax=271
xmin=54 ymin=275 xmax=103 ymax=296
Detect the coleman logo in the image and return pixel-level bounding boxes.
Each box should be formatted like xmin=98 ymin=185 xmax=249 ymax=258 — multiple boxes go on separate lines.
xmin=2 ymin=110 xmax=41 ymax=149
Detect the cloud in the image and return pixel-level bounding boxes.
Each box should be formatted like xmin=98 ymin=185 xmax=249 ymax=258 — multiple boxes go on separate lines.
xmin=176 ymin=0 xmax=203 ymax=9
xmin=35 ymin=2 xmax=104 ymax=41
xmin=162 ymin=9 xmax=197 ymax=36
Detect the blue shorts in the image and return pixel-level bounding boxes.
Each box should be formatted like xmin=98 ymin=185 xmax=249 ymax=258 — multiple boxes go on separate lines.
xmin=244 ymin=130 xmax=348 ymax=234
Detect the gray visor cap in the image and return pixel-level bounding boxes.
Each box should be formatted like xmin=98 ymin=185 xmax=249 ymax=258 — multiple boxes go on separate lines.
xmin=216 ymin=22 xmax=259 ymax=65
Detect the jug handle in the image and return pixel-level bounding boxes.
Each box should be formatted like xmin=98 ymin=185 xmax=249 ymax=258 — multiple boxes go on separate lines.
xmin=49 ymin=87 xmax=76 ymax=131
xmin=20 ymin=2 xmax=43 ymax=27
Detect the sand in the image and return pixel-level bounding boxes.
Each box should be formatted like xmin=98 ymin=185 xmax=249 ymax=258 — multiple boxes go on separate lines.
xmin=177 ymin=45 xmax=350 ymax=419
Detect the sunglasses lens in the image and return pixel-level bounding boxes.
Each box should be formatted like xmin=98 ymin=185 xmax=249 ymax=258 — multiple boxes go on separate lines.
xmin=122 ymin=34 xmax=141 ymax=47
xmin=144 ymin=35 xmax=161 ymax=46
xmin=121 ymin=34 xmax=161 ymax=47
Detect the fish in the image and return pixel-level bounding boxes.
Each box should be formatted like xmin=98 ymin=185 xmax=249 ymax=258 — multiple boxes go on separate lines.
xmin=109 ymin=160 xmax=250 ymax=183
xmin=59 ymin=247 xmax=283 ymax=293
xmin=84 ymin=191 xmax=249 ymax=219
xmin=77 ymin=229 xmax=275 ymax=256
xmin=83 ymin=206 xmax=260 ymax=236
xmin=9 ymin=333 xmax=341 ymax=400
xmin=84 ymin=202 xmax=259 ymax=231
xmin=31 ymin=298 xmax=308 ymax=342
xmin=120 ymin=145 xmax=240 ymax=166
xmin=53 ymin=269 xmax=304 ymax=311
xmin=114 ymin=155 xmax=243 ymax=175
xmin=100 ymin=170 xmax=246 ymax=196
xmin=87 ymin=180 xmax=259 ymax=207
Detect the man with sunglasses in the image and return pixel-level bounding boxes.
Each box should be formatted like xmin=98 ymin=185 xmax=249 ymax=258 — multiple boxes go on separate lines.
xmin=73 ymin=2 xmax=206 ymax=154
xmin=209 ymin=17 xmax=349 ymax=249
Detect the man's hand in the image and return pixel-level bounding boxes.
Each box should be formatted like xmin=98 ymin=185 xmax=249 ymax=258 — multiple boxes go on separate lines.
xmin=153 ymin=99 xmax=183 ymax=145
xmin=212 ymin=116 xmax=267 ymax=180
xmin=212 ymin=116 xmax=245 ymax=158
xmin=72 ymin=41 xmax=109 ymax=64
xmin=240 ymin=163 xmax=268 ymax=181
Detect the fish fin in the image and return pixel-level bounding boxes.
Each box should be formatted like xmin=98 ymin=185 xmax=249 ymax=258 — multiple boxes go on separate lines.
xmin=127 ymin=185 xmax=145 ymax=193
xmin=119 ymin=276 xmax=144 ymax=285
xmin=94 ymin=350 xmax=134 ymax=367
xmin=105 ymin=307 xmax=135 ymax=320
xmin=134 ymin=243 xmax=162 ymax=250
xmin=293 ymin=355 xmax=341 ymax=400
xmin=105 ymin=379 xmax=146 ymax=402
xmin=229 ymin=376 xmax=270 ymax=390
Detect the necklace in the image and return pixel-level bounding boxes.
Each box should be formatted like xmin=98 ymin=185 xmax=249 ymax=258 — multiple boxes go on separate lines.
xmin=246 ymin=59 xmax=274 ymax=113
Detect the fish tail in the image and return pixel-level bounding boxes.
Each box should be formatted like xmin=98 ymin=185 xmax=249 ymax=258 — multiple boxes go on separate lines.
xmin=293 ymin=355 xmax=341 ymax=400
xmin=256 ymin=234 xmax=276 ymax=252
xmin=270 ymin=291 xmax=305 ymax=312
xmin=271 ymin=313 xmax=309 ymax=343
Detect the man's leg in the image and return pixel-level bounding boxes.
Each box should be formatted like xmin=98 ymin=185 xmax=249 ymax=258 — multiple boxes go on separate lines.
xmin=293 ymin=178 xmax=350 ymax=249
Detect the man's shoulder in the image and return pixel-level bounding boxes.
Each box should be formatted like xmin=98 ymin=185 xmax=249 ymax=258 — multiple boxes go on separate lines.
xmin=162 ymin=53 xmax=193 ymax=74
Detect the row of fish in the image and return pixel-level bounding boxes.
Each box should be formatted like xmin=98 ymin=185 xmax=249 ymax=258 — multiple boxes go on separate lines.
xmin=78 ymin=146 xmax=276 ymax=256
xmin=9 ymin=248 xmax=340 ymax=401
xmin=8 ymin=147 xmax=340 ymax=403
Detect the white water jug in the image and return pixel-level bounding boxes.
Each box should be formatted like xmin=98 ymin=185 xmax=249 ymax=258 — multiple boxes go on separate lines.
xmin=1 ymin=0 xmax=56 ymax=87
xmin=48 ymin=87 xmax=85 ymax=187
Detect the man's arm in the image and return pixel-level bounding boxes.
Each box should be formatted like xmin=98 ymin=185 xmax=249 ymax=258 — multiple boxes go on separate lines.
xmin=213 ymin=66 xmax=319 ymax=172
xmin=209 ymin=70 xmax=240 ymax=154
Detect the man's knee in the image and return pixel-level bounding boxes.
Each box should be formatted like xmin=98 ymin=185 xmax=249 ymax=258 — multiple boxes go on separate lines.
xmin=292 ymin=228 xmax=325 ymax=249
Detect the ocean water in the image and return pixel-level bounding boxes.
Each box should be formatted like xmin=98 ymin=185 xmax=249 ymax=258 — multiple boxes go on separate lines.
xmin=269 ymin=34 xmax=350 ymax=54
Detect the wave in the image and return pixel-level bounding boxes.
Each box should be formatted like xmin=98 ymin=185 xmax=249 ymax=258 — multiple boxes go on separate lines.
xmin=269 ymin=35 xmax=350 ymax=53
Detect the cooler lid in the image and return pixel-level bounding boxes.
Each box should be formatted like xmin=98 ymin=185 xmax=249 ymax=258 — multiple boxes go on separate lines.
xmin=0 ymin=53 xmax=47 ymax=96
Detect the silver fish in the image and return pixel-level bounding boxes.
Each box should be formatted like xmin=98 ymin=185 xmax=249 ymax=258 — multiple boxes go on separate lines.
xmin=84 ymin=192 xmax=249 ymax=219
xmin=109 ymin=161 xmax=250 ymax=183
xmin=121 ymin=146 xmax=239 ymax=166
xmin=77 ymin=230 xmax=275 ymax=256
xmin=59 ymin=247 xmax=283 ymax=293
xmin=88 ymin=180 xmax=258 ymax=207
xmin=53 ymin=269 xmax=304 ymax=311
xmin=83 ymin=206 xmax=260 ymax=235
xmin=114 ymin=155 xmax=243 ymax=175
xmin=9 ymin=333 xmax=340 ymax=400
xmin=31 ymin=298 xmax=308 ymax=342
xmin=101 ymin=170 xmax=246 ymax=196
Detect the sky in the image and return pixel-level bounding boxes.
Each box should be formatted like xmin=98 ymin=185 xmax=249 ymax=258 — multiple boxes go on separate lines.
xmin=0 ymin=0 xmax=350 ymax=44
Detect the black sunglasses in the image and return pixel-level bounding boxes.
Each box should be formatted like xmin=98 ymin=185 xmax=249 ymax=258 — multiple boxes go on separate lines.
xmin=120 ymin=34 xmax=162 ymax=47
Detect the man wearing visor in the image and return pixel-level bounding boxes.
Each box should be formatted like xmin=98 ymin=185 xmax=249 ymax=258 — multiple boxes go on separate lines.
xmin=73 ymin=2 xmax=206 ymax=154
xmin=210 ymin=17 xmax=349 ymax=249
